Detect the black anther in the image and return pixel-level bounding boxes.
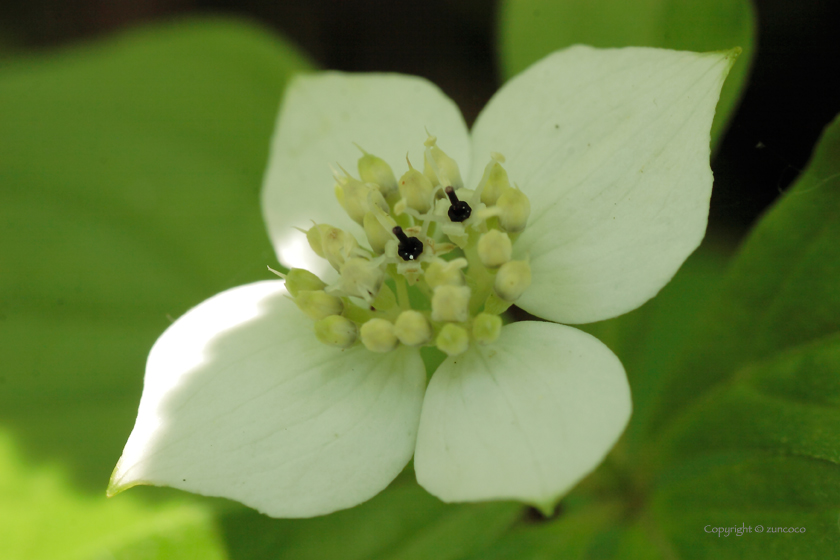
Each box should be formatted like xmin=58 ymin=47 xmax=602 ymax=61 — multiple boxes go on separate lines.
xmin=445 ymin=186 xmax=472 ymax=222
xmin=392 ymin=226 xmax=424 ymax=261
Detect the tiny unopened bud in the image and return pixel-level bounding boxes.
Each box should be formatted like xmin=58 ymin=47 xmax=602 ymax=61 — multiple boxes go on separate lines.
xmin=317 ymin=226 xmax=358 ymax=270
xmin=305 ymin=223 xmax=333 ymax=258
xmin=394 ymin=310 xmax=432 ymax=346
xmin=338 ymin=258 xmax=384 ymax=301
xmin=497 ymin=187 xmax=531 ymax=233
xmin=425 ymin=258 xmax=467 ymax=289
xmin=477 ymin=230 xmax=512 ymax=268
xmin=431 ymin=285 xmax=471 ymax=323
xmin=398 ymin=163 xmax=434 ymax=213
xmin=423 ymin=136 xmax=463 ymax=189
xmin=472 ymin=313 xmax=502 ymax=344
xmin=364 ymin=212 xmax=392 ymax=254
xmin=284 ymin=268 xmax=326 ymax=297
xmin=436 ymin=323 xmax=469 ymax=356
xmin=358 ymin=151 xmax=398 ymax=198
xmin=360 ymin=318 xmax=399 ymax=353
xmin=335 ymin=174 xmax=388 ymax=225
xmin=314 ymin=315 xmax=357 ymax=348
xmin=494 ymin=260 xmax=532 ymax=302
xmin=481 ymin=160 xmax=510 ymax=207
xmin=295 ymin=290 xmax=344 ymax=320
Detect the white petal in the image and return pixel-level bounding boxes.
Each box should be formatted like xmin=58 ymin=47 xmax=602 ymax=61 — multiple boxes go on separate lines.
xmin=414 ymin=321 xmax=630 ymax=511
xmin=470 ymin=46 xmax=736 ymax=323
xmin=110 ymin=281 xmax=426 ymax=518
xmin=262 ymin=72 xmax=470 ymax=275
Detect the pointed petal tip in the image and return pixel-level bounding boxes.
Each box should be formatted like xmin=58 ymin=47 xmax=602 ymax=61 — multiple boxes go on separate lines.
xmin=531 ymin=498 xmax=560 ymax=518
xmin=106 ymin=456 xmax=147 ymax=498
xmin=106 ymin=467 xmax=139 ymax=498
xmin=710 ymin=46 xmax=742 ymax=69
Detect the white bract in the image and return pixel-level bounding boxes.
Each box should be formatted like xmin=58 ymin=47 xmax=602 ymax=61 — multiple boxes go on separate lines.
xmin=110 ymin=45 xmax=736 ymax=517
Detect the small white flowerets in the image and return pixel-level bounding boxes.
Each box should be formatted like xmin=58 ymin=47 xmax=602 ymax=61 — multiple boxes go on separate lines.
xmin=280 ymin=135 xmax=532 ymax=357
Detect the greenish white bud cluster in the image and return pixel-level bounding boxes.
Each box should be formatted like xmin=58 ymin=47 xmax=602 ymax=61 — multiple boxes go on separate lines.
xmin=280 ymin=135 xmax=533 ymax=357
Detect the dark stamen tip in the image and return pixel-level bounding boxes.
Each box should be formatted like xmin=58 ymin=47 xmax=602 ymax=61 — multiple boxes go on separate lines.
xmin=392 ymin=226 xmax=409 ymax=242
xmin=445 ymin=186 xmax=458 ymax=204
xmin=393 ymin=226 xmax=424 ymax=261
xmin=444 ymin=186 xmax=471 ymax=222
xmin=448 ymin=202 xmax=472 ymax=222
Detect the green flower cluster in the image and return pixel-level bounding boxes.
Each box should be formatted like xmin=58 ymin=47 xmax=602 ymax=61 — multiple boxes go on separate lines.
xmin=281 ymin=136 xmax=533 ymax=357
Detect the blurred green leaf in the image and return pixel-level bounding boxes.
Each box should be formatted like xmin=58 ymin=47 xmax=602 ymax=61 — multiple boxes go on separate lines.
xmin=0 ymin=17 xmax=311 ymax=490
xmin=460 ymin=503 xmax=625 ymax=560
xmin=220 ymin=475 xmax=522 ymax=560
xmin=0 ymin=429 xmax=227 ymax=560
xmin=497 ymin=0 xmax=755 ymax=149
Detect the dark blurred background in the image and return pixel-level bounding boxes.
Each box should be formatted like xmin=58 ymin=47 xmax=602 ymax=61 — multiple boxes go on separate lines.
xmin=2 ymin=0 xmax=838 ymax=235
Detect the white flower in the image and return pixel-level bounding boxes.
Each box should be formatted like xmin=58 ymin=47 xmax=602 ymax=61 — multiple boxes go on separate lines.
xmin=109 ymin=45 xmax=736 ymax=518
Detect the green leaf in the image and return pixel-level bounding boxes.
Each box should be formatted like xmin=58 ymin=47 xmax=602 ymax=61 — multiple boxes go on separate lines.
xmin=219 ymin=475 xmax=522 ymax=560
xmin=0 ymin=429 xmax=227 ymax=560
xmin=0 ymin=17 xmax=311 ymax=490
xmin=497 ymin=0 xmax=755 ymax=149
xmin=460 ymin=503 xmax=625 ymax=560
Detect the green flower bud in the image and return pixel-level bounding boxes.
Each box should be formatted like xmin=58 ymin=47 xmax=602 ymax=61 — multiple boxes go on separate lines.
xmin=363 ymin=211 xmax=392 ymax=255
xmin=431 ymin=285 xmax=471 ymax=323
xmin=398 ymin=162 xmax=434 ymax=213
xmin=425 ymin=258 xmax=467 ymax=289
xmin=284 ymin=268 xmax=327 ymax=297
xmin=472 ymin=313 xmax=502 ymax=344
xmin=436 ymin=323 xmax=469 ymax=356
xmin=477 ymin=230 xmax=512 ymax=268
xmin=305 ymin=223 xmax=333 ymax=258
xmin=360 ymin=318 xmax=399 ymax=353
xmin=358 ymin=151 xmax=398 ymax=198
xmin=314 ymin=315 xmax=357 ymax=348
xmin=295 ymin=290 xmax=344 ymax=320
xmin=423 ymin=136 xmax=463 ymax=189
xmin=335 ymin=174 xmax=388 ymax=225
xmin=337 ymin=258 xmax=384 ymax=301
xmin=481 ymin=159 xmax=510 ymax=207
xmin=497 ymin=186 xmax=531 ymax=233
xmin=394 ymin=310 xmax=432 ymax=346
xmin=494 ymin=260 xmax=532 ymax=302
xmin=318 ymin=226 xmax=358 ymax=270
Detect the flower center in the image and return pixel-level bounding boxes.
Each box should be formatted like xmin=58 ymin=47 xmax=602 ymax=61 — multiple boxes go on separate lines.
xmin=278 ymin=135 xmax=532 ymax=357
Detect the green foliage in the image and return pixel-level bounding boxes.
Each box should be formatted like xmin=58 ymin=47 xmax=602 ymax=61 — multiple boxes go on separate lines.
xmin=498 ymin=0 xmax=756 ymax=149
xmin=221 ymin=476 xmax=521 ymax=560
xmin=0 ymin=429 xmax=227 ymax=560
